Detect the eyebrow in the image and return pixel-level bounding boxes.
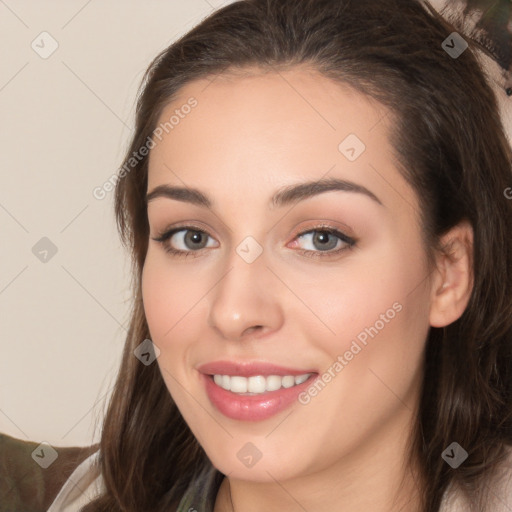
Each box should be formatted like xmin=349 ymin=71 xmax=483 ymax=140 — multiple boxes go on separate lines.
xmin=145 ymin=177 xmax=383 ymax=209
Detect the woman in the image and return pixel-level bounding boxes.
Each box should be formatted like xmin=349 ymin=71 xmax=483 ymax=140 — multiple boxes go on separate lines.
xmin=47 ymin=0 xmax=512 ymax=511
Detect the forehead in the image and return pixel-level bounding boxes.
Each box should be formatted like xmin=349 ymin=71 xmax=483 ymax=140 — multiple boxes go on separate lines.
xmin=146 ymin=66 xmax=416 ymax=218
xmin=150 ymin=66 xmax=389 ymax=161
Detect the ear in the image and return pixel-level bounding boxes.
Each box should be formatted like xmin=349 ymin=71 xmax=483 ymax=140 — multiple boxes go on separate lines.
xmin=429 ymin=220 xmax=474 ymax=328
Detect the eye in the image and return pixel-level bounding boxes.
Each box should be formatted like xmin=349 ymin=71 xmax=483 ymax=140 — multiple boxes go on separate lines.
xmin=292 ymin=227 xmax=356 ymax=259
xmin=152 ymin=226 xmax=217 ymax=258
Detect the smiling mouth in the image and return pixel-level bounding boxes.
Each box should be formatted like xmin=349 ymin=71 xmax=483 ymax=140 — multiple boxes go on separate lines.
xmin=209 ymin=373 xmax=315 ymax=395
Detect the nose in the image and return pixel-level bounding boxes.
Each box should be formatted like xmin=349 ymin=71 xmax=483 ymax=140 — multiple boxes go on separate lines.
xmin=207 ymin=252 xmax=285 ymax=341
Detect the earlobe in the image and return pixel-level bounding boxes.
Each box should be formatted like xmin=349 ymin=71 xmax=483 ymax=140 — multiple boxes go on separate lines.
xmin=429 ymin=221 xmax=474 ymax=328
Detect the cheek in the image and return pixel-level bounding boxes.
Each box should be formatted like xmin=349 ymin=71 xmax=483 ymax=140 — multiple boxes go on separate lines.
xmin=141 ymin=253 xmax=204 ymax=412
xmin=141 ymin=250 xmax=204 ymax=343
xmin=296 ymin=239 xmax=431 ymax=440
xmin=290 ymin=234 xmax=429 ymax=358
xmin=290 ymin=240 xmax=430 ymax=469
xmin=315 ymin=236 xmax=430 ymax=405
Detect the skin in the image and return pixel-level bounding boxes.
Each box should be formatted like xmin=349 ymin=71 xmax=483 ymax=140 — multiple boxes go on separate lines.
xmin=142 ymin=66 xmax=473 ymax=512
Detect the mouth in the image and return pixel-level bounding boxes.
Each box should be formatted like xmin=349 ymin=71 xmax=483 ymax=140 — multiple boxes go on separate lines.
xmin=197 ymin=360 xmax=319 ymax=421
xmin=210 ymin=372 xmax=314 ymax=395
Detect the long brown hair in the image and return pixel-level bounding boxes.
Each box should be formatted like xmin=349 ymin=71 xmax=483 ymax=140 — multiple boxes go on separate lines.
xmin=82 ymin=1 xmax=512 ymax=510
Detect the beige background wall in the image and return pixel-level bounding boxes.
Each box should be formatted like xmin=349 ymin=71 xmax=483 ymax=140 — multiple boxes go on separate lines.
xmin=0 ymin=0 xmax=235 ymax=448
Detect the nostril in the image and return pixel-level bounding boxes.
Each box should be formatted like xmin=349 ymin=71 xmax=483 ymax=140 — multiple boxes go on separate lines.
xmin=243 ymin=325 xmax=263 ymax=336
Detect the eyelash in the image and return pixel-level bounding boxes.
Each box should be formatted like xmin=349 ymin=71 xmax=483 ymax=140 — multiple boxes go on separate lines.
xmin=151 ymin=223 xmax=356 ymax=260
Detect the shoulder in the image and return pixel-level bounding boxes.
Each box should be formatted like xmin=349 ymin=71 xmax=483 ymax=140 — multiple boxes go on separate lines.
xmin=175 ymin=462 xmax=224 ymax=512
xmin=46 ymin=448 xmax=104 ymax=511
xmin=0 ymin=432 xmax=99 ymax=512
xmin=440 ymin=444 xmax=512 ymax=512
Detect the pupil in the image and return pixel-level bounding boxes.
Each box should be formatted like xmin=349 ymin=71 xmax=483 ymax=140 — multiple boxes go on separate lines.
xmin=188 ymin=231 xmax=203 ymax=247
xmin=314 ymin=231 xmax=336 ymax=250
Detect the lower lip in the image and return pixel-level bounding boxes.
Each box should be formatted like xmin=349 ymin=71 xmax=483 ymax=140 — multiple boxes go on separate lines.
xmin=200 ymin=373 xmax=318 ymax=422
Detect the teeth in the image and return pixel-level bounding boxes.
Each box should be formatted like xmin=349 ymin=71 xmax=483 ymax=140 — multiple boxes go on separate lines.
xmin=294 ymin=373 xmax=309 ymax=385
xmin=230 ymin=376 xmax=248 ymax=393
xmin=212 ymin=373 xmax=312 ymax=394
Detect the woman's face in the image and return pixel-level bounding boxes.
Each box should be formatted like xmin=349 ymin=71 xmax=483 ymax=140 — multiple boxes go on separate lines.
xmin=142 ymin=67 xmax=434 ymax=482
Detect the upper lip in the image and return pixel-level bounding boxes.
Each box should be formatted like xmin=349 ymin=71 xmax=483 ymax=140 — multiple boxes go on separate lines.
xmin=197 ymin=360 xmax=317 ymax=377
